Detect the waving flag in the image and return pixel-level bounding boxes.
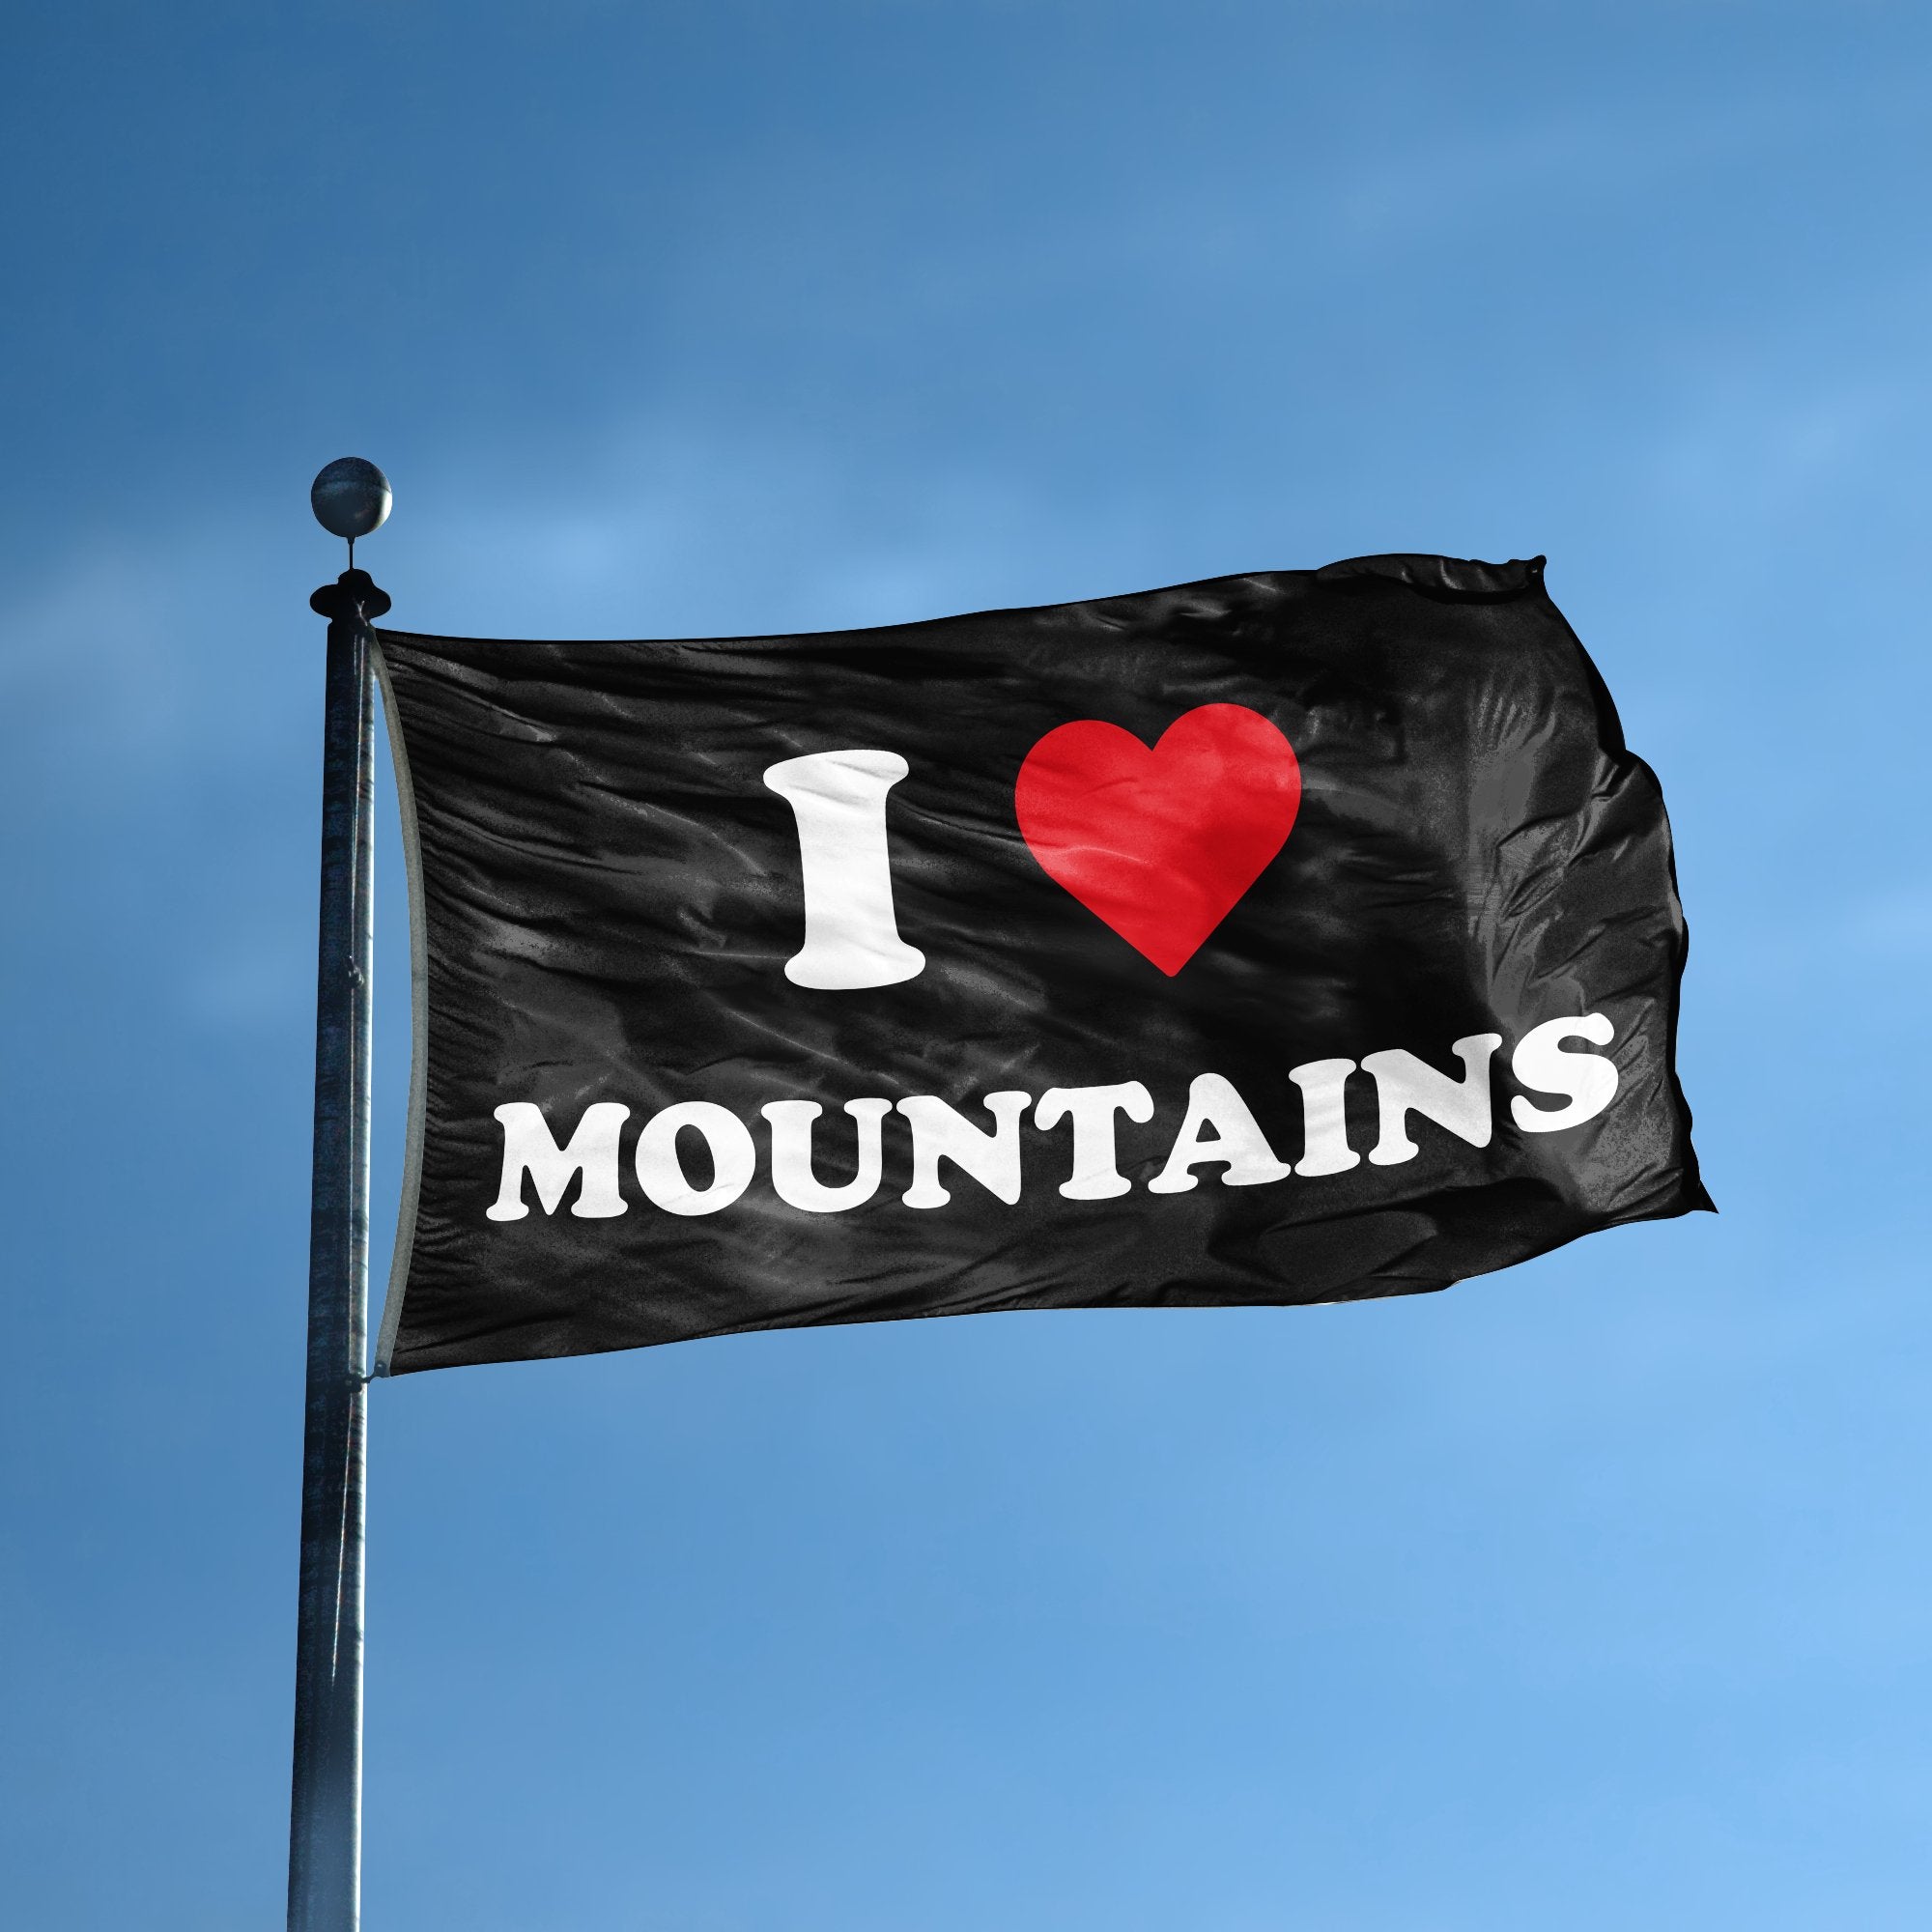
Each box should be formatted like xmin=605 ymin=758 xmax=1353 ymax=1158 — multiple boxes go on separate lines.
xmin=370 ymin=553 xmax=1707 ymax=1375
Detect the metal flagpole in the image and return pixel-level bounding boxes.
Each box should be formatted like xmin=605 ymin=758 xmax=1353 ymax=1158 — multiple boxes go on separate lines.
xmin=290 ymin=461 xmax=392 ymax=1932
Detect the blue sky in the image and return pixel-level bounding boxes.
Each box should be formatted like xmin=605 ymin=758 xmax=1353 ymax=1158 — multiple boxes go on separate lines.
xmin=5 ymin=3 xmax=1931 ymax=1926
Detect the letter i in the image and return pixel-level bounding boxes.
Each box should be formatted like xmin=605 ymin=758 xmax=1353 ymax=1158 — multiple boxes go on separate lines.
xmin=764 ymin=750 xmax=926 ymax=990
xmin=1289 ymin=1058 xmax=1359 ymax=1176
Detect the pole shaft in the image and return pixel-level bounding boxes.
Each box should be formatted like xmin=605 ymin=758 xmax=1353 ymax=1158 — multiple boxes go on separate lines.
xmin=289 ymin=586 xmax=377 ymax=1932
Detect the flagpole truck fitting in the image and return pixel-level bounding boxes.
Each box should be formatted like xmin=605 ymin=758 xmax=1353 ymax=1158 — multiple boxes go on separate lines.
xmin=289 ymin=459 xmax=390 ymax=1932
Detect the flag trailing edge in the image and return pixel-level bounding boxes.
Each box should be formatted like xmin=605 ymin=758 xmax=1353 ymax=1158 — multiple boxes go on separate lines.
xmin=369 ymin=553 xmax=1709 ymax=1377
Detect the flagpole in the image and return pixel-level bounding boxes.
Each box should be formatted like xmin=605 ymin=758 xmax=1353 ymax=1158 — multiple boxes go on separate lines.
xmin=290 ymin=463 xmax=391 ymax=1932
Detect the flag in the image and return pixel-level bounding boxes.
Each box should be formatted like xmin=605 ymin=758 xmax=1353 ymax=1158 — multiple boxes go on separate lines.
xmin=371 ymin=554 xmax=1707 ymax=1375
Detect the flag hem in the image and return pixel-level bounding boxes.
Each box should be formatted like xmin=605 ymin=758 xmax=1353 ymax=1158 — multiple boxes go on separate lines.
xmin=365 ymin=555 xmax=1546 ymax=658
xmin=371 ymin=636 xmax=430 ymax=1378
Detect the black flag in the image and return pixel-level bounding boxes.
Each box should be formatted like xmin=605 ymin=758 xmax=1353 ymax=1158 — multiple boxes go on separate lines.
xmin=371 ymin=554 xmax=1707 ymax=1375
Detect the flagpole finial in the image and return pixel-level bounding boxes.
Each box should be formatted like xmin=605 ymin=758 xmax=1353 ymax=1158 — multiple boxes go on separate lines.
xmin=311 ymin=457 xmax=392 ymax=570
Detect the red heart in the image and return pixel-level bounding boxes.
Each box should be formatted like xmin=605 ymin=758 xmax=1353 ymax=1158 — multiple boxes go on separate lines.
xmin=1015 ymin=704 xmax=1301 ymax=976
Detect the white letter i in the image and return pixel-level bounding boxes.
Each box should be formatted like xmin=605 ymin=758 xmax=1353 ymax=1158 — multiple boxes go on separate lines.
xmin=763 ymin=750 xmax=926 ymax=989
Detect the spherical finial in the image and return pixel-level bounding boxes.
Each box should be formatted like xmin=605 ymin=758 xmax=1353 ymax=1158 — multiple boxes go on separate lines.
xmin=310 ymin=457 xmax=392 ymax=542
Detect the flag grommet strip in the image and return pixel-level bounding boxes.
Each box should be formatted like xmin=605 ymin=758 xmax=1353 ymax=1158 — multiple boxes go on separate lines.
xmin=371 ymin=636 xmax=430 ymax=1380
